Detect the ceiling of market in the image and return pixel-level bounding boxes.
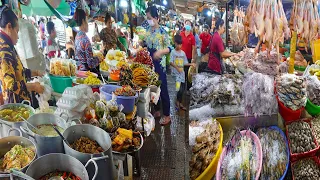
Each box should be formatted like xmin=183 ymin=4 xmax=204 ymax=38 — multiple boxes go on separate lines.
xmin=173 ymin=0 xmax=228 ymax=15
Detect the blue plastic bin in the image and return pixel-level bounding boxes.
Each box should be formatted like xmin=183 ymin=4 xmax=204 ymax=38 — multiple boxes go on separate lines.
xmin=100 ymin=84 xmax=138 ymax=114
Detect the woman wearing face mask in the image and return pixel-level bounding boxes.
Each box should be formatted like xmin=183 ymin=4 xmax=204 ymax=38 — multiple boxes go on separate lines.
xmin=74 ymin=9 xmax=100 ymax=74
xmin=0 ymin=6 xmax=44 ymax=104
xmin=144 ymin=6 xmax=172 ymax=125
xmin=207 ymin=18 xmax=236 ymax=74
xmin=180 ymin=20 xmax=196 ymax=91
xmin=98 ymin=12 xmax=126 ymax=56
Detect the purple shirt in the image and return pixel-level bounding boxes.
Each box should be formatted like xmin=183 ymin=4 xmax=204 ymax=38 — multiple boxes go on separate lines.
xmin=74 ymin=30 xmax=99 ymax=71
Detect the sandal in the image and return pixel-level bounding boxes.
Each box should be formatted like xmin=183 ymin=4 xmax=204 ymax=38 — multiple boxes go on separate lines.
xmin=160 ymin=116 xmax=171 ymax=126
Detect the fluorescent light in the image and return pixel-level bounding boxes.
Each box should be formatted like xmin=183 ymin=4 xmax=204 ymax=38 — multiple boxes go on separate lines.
xmin=120 ymin=0 xmax=128 ymax=8
xmin=163 ymin=0 xmax=167 ymax=5
xmin=207 ymin=11 xmax=212 ymax=16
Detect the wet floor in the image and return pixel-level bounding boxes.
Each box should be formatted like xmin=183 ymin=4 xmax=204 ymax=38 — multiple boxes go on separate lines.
xmin=135 ymin=75 xmax=189 ymax=180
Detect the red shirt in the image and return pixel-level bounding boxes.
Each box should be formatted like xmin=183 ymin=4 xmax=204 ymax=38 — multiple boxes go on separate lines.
xmin=199 ymin=32 xmax=211 ymax=54
xmin=208 ymin=32 xmax=224 ymax=74
xmin=47 ymin=39 xmax=61 ymax=58
xmin=180 ymin=31 xmax=195 ymax=59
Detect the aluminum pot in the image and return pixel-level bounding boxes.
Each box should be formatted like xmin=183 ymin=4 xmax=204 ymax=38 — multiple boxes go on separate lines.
xmin=0 ymin=133 xmax=37 ymax=173
xmin=63 ymin=124 xmax=114 ymax=180
xmin=26 ymin=153 xmax=103 ymax=180
xmin=20 ymin=113 xmax=80 ymax=157
xmin=0 ymin=100 xmax=35 ymax=138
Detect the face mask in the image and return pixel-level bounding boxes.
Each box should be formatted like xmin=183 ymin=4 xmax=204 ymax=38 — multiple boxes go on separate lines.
xmin=147 ymin=20 xmax=155 ymax=26
xmin=185 ymin=25 xmax=191 ymax=31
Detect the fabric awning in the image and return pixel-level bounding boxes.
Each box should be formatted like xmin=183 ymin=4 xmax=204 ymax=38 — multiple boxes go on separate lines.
xmin=21 ymin=0 xmax=70 ymax=16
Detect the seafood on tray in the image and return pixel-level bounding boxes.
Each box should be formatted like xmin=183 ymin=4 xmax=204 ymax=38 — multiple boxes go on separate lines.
xmin=276 ymin=74 xmax=307 ymax=110
xmin=189 ymin=120 xmax=221 ymax=180
xmin=256 ymin=127 xmax=288 ymax=179
xmin=0 ymin=145 xmax=35 ymax=172
xmin=306 ymin=75 xmax=320 ymax=106
xmin=292 ymin=158 xmax=320 ymax=180
xmin=242 ymin=72 xmax=277 ymax=116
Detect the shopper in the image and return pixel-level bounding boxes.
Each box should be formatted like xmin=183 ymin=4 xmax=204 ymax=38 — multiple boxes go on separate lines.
xmin=145 ymin=6 xmax=172 ymax=125
xmin=97 ymin=12 xmax=126 ymax=56
xmin=38 ymin=17 xmax=46 ymax=49
xmin=207 ymin=18 xmax=236 ymax=74
xmin=0 ymin=6 xmax=44 ymax=104
xmin=74 ymin=8 xmax=100 ymax=74
xmin=180 ymin=20 xmax=196 ymax=91
xmin=194 ymin=25 xmax=201 ymax=57
xmin=170 ymin=35 xmax=196 ymax=111
xmin=199 ymin=24 xmax=211 ymax=55
xmin=116 ymin=28 xmax=128 ymax=51
xmin=46 ymin=21 xmax=60 ymax=58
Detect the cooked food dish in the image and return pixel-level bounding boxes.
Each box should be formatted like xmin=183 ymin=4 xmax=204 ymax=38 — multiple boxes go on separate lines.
xmin=33 ymin=124 xmax=64 ymax=137
xmin=112 ymin=128 xmax=141 ymax=152
xmin=71 ymin=137 xmax=104 ymax=154
xmin=38 ymin=170 xmax=81 ymax=180
xmin=0 ymin=106 xmax=30 ymax=122
xmin=0 ymin=145 xmax=35 ymax=171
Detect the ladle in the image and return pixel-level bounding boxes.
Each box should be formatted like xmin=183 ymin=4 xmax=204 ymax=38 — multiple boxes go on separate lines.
xmin=51 ymin=123 xmax=72 ymax=147
xmin=19 ymin=115 xmax=38 ymax=130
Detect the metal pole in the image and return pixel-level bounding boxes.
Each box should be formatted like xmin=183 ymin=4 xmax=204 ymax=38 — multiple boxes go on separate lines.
xmin=225 ymin=2 xmax=229 ymax=48
xmin=128 ymin=0 xmax=133 ymax=39
xmin=115 ymin=0 xmax=119 ymax=22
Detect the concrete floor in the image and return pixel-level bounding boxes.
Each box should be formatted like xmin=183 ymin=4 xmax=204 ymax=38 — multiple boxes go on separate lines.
xmin=134 ymin=75 xmax=189 ymax=180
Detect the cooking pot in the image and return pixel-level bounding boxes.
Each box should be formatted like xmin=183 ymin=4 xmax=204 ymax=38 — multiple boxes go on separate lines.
xmin=0 ymin=133 xmax=37 ymax=173
xmin=0 ymin=100 xmax=35 ymax=138
xmin=20 ymin=113 xmax=80 ymax=157
xmin=63 ymin=124 xmax=114 ymax=180
xmin=26 ymin=153 xmax=103 ymax=180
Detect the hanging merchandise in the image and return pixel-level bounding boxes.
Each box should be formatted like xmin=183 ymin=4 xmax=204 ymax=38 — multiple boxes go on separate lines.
xmin=245 ymin=0 xmax=290 ymax=52
xmin=230 ymin=7 xmax=246 ymax=46
xmin=290 ymin=0 xmax=320 ymax=45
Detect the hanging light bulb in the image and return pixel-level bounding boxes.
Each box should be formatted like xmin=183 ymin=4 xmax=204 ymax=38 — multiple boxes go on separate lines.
xmin=120 ymin=0 xmax=128 ymax=8
xmin=163 ymin=0 xmax=168 ymax=6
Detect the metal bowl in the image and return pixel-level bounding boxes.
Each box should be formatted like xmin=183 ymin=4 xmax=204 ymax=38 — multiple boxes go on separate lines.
xmin=0 ymin=136 xmax=37 ymax=173
xmin=0 ymin=100 xmax=35 ymax=138
xmin=112 ymin=132 xmax=144 ymax=155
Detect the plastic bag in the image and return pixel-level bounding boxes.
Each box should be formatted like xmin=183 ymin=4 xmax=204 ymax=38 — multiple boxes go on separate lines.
xmin=30 ymin=77 xmax=52 ymax=112
xmin=135 ymin=112 xmax=155 ymax=136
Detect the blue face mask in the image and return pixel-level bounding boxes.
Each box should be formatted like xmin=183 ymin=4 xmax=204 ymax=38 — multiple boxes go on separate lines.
xmin=185 ymin=25 xmax=191 ymax=31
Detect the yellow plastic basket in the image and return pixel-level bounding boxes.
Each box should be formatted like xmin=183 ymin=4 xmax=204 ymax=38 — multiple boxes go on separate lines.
xmin=196 ymin=121 xmax=224 ymax=180
xmin=313 ymin=39 xmax=320 ymax=63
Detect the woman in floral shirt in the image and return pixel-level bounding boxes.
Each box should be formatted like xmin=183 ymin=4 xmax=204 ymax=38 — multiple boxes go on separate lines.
xmin=144 ymin=6 xmax=173 ymax=125
xmin=0 ymin=6 xmax=44 ymax=104
xmin=74 ymin=9 xmax=100 ymax=74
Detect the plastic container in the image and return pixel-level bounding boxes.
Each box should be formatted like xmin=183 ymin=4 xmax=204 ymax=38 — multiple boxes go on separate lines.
xmin=277 ymin=96 xmax=304 ymax=123
xmin=100 ymin=84 xmax=138 ymax=114
xmin=196 ymin=123 xmax=223 ymax=180
xmin=216 ymin=130 xmax=263 ymax=180
xmin=291 ymin=156 xmax=320 ymax=180
xmin=285 ymin=118 xmax=319 ymax=162
xmin=256 ymin=126 xmax=290 ymax=180
xmin=49 ymin=74 xmax=73 ymax=94
xmin=305 ymin=99 xmax=320 ymax=116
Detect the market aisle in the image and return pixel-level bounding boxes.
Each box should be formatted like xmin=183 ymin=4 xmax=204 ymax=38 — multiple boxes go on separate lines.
xmin=135 ymin=74 xmax=188 ymax=180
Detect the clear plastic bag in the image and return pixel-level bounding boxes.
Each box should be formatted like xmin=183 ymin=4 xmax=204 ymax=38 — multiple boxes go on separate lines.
xmin=135 ymin=112 xmax=155 ymax=136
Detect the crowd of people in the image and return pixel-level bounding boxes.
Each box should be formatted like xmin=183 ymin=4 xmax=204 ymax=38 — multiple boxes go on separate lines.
xmin=0 ymin=5 xmax=235 ymax=127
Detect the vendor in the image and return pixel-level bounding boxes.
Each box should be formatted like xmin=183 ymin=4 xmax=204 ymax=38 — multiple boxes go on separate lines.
xmin=74 ymin=8 xmax=100 ymax=74
xmin=144 ymin=6 xmax=172 ymax=125
xmin=0 ymin=6 xmax=44 ymax=104
xmin=207 ymin=18 xmax=236 ymax=74
xmin=46 ymin=21 xmax=60 ymax=59
xmin=98 ymin=12 xmax=126 ymax=56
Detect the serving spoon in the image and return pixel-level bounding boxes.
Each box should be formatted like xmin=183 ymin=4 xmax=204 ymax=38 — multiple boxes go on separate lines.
xmin=19 ymin=115 xmax=38 ymax=130
xmin=51 ymin=123 xmax=72 ymax=147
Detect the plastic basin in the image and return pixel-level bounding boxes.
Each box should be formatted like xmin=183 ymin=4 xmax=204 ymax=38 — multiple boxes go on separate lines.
xmin=305 ymin=99 xmax=320 ymax=116
xmin=49 ymin=74 xmax=73 ymax=94
xmin=277 ymin=96 xmax=304 ymax=123
xmin=100 ymin=84 xmax=137 ymax=114
xmin=216 ymin=130 xmax=263 ymax=180
xmin=196 ymin=122 xmax=223 ymax=180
